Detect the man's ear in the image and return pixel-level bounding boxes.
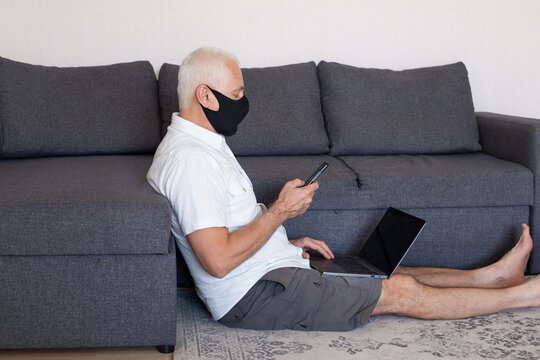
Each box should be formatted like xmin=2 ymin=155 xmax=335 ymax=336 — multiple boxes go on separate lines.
xmin=196 ymin=84 xmax=219 ymax=111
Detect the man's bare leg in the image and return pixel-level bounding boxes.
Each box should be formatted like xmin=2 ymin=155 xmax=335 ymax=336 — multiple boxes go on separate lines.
xmin=395 ymin=224 xmax=533 ymax=289
xmin=372 ymin=273 xmax=540 ymax=320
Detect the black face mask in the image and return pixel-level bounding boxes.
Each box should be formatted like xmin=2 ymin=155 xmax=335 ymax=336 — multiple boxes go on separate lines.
xmin=200 ymin=86 xmax=249 ymax=136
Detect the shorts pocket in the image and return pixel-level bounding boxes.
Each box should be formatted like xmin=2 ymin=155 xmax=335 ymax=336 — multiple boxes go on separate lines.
xmin=260 ymin=268 xmax=296 ymax=292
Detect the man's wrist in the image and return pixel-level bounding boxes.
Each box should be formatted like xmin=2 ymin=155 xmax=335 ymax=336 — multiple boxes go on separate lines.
xmin=268 ymin=201 xmax=288 ymax=223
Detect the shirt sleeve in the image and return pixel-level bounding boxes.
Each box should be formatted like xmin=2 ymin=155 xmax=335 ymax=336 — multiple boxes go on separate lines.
xmin=155 ymin=153 xmax=229 ymax=236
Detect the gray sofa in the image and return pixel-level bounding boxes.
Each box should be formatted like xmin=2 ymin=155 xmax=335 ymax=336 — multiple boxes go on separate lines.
xmin=158 ymin=61 xmax=540 ymax=285
xmin=1 ymin=56 xmax=539 ymax=353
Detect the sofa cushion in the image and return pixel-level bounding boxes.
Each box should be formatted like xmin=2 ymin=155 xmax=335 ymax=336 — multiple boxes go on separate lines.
xmin=236 ymin=155 xmax=358 ymax=210
xmin=0 ymin=57 xmax=161 ymax=158
xmin=339 ymin=153 xmax=533 ymax=209
xmin=317 ymin=61 xmax=482 ymax=155
xmin=157 ymin=63 xmax=180 ymax=137
xmin=158 ymin=62 xmax=329 ymax=155
xmin=0 ymin=155 xmax=171 ymax=256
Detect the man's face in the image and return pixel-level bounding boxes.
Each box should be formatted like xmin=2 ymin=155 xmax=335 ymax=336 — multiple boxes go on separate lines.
xmin=222 ymin=59 xmax=245 ymax=101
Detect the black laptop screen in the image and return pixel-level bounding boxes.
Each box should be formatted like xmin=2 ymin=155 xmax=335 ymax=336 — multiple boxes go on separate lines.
xmin=357 ymin=208 xmax=426 ymax=275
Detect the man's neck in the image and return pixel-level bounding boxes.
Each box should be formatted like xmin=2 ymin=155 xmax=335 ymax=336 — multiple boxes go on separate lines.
xmin=179 ymin=104 xmax=218 ymax=134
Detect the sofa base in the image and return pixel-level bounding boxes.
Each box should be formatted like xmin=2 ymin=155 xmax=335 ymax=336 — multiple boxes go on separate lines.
xmin=284 ymin=206 xmax=530 ymax=272
xmin=176 ymin=205 xmax=533 ymax=287
xmin=0 ymin=241 xmax=176 ymax=349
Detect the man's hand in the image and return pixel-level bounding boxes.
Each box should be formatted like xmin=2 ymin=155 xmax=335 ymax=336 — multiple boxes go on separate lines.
xmin=269 ymin=179 xmax=319 ymax=221
xmin=289 ymin=237 xmax=335 ymax=259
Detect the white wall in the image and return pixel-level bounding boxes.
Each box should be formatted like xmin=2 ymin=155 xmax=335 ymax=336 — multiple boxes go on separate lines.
xmin=1 ymin=0 xmax=539 ymax=118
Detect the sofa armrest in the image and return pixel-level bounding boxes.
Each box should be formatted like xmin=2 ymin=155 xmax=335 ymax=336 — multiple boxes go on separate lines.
xmin=477 ymin=112 xmax=540 ymax=170
xmin=477 ymin=111 xmax=540 ymax=273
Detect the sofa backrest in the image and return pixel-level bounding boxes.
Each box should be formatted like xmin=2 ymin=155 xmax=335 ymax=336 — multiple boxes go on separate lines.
xmin=317 ymin=61 xmax=482 ymax=155
xmin=0 ymin=57 xmax=161 ymax=158
xmin=158 ymin=62 xmax=329 ymax=156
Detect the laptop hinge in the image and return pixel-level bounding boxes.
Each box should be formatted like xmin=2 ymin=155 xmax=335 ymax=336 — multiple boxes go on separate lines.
xmin=359 ymin=258 xmax=387 ymax=276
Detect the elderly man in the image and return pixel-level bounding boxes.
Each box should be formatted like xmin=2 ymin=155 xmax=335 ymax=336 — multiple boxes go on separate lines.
xmin=147 ymin=47 xmax=540 ymax=331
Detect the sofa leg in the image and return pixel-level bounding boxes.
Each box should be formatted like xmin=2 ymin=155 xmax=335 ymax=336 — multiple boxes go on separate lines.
xmin=156 ymin=345 xmax=175 ymax=353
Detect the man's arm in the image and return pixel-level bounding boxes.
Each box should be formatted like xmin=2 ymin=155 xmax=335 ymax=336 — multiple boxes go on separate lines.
xmin=187 ymin=178 xmax=318 ymax=278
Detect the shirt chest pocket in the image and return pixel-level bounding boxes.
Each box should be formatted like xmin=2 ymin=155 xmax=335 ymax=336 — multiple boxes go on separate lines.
xmin=226 ymin=173 xmax=250 ymax=197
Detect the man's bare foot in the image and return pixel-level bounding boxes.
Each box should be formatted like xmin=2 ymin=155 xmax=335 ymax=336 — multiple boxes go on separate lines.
xmin=482 ymin=223 xmax=533 ymax=289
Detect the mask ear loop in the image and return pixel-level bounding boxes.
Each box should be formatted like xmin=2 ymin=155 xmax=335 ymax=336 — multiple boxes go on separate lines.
xmin=199 ymin=84 xmax=215 ymax=109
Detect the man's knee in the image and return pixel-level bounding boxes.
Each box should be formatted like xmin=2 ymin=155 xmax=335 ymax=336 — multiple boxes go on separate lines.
xmin=373 ymin=274 xmax=423 ymax=316
xmin=394 ymin=265 xmax=412 ymax=275
xmin=384 ymin=273 xmax=421 ymax=293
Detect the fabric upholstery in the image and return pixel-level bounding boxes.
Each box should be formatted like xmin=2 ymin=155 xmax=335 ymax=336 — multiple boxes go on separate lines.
xmin=0 ymin=155 xmax=171 ymax=256
xmin=158 ymin=62 xmax=330 ymax=155
xmin=477 ymin=112 xmax=540 ymax=273
xmin=339 ymin=153 xmax=533 ymax=209
xmin=284 ymin=206 xmax=528 ymax=270
xmin=0 ymin=239 xmax=176 ymax=348
xmin=236 ymin=155 xmax=358 ymax=210
xmin=0 ymin=57 xmax=161 ymax=158
xmin=176 ymin=205 xmax=529 ymax=286
xmin=317 ymin=61 xmax=481 ymax=155
xmin=157 ymin=63 xmax=179 ymax=137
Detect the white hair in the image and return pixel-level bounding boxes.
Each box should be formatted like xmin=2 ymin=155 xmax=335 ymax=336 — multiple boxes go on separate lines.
xmin=177 ymin=47 xmax=240 ymax=111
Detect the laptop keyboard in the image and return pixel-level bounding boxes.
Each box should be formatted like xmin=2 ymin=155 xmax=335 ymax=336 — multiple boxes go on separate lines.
xmin=333 ymin=256 xmax=375 ymax=274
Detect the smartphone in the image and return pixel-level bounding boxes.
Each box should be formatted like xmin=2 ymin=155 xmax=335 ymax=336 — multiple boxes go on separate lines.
xmin=302 ymin=162 xmax=329 ymax=187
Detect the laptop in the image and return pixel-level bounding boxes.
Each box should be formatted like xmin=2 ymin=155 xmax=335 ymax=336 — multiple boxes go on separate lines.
xmin=310 ymin=207 xmax=426 ymax=279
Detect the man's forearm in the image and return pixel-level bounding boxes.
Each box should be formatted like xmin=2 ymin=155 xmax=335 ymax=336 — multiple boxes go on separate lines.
xmin=223 ymin=204 xmax=287 ymax=273
xmin=188 ymin=179 xmax=316 ymax=278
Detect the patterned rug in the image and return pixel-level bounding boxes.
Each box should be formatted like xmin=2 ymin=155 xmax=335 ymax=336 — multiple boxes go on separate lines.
xmin=174 ymin=287 xmax=540 ymax=360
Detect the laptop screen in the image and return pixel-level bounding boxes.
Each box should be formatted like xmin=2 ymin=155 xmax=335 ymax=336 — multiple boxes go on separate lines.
xmin=357 ymin=208 xmax=426 ymax=275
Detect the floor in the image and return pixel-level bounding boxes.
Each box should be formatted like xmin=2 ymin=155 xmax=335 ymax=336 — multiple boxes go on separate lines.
xmin=175 ymin=288 xmax=540 ymax=360
xmin=2 ymin=284 xmax=540 ymax=360
xmin=0 ymin=347 xmax=171 ymax=360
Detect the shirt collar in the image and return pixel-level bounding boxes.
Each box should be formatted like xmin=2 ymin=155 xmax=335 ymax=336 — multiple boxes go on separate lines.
xmin=170 ymin=112 xmax=226 ymax=152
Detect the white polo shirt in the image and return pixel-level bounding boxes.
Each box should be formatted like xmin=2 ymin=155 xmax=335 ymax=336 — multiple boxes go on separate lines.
xmin=146 ymin=113 xmax=309 ymax=320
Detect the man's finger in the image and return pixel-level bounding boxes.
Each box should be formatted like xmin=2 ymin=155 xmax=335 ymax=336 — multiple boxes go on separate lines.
xmin=304 ymin=239 xmax=333 ymax=259
xmin=310 ymin=239 xmax=334 ymax=259
xmin=314 ymin=239 xmax=335 ymax=258
xmin=292 ymin=178 xmax=305 ymax=187
xmin=306 ymin=181 xmax=319 ymax=191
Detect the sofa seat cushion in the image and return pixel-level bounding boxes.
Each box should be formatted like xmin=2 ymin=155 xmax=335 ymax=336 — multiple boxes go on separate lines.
xmin=159 ymin=62 xmax=329 ymax=155
xmin=237 ymin=155 xmax=359 ymax=210
xmin=318 ymin=61 xmax=481 ymax=155
xmin=339 ymin=153 xmax=533 ymax=209
xmin=0 ymin=57 xmax=161 ymax=158
xmin=0 ymin=155 xmax=171 ymax=256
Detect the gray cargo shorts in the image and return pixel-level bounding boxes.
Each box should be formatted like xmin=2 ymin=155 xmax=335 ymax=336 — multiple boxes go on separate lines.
xmin=218 ymin=267 xmax=382 ymax=331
